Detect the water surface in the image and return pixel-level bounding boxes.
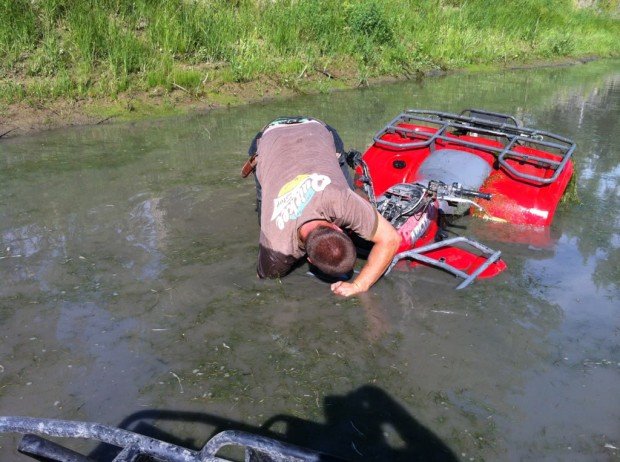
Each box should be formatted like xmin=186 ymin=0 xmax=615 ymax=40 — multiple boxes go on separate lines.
xmin=1 ymin=60 xmax=619 ymax=461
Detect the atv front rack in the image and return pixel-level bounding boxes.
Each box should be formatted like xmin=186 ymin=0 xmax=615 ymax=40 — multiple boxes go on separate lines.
xmin=386 ymin=236 xmax=503 ymax=290
xmin=0 ymin=416 xmax=343 ymax=462
xmin=372 ymin=109 xmax=575 ymax=185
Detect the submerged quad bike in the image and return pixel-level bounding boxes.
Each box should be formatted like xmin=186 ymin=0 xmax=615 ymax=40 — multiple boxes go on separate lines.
xmin=349 ymin=109 xmax=575 ymax=289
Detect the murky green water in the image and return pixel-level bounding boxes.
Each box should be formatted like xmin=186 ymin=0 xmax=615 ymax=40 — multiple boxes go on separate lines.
xmin=1 ymin=60 xmax=618 ymax=461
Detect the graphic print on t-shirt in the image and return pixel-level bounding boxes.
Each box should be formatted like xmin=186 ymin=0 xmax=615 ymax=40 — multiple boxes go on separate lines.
xmin=271 ymin=173 xmax=331 ymax=230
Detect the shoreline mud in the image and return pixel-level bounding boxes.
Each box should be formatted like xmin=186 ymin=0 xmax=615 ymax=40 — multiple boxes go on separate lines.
xmin=0 ymin=56 xmax=605 ymax=140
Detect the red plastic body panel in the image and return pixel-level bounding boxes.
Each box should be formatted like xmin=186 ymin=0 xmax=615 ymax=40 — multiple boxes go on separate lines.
xmin=391 ymin=202 xmax=507 ymax=279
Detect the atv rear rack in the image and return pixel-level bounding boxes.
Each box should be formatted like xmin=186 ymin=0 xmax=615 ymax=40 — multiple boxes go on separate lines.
xmin=0 ymin=416 xmax=343 ymax=462
xmin=386 ymin=236 xmax=503 ymax=290
xmin=372 ymin=109 xmax=575 ymax=185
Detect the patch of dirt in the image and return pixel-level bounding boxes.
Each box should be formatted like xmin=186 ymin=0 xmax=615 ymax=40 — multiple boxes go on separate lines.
xmin=0 ymin=100 xmax=100 ymax=138
xmin=0 ymin=69 xmax=354 ymax=139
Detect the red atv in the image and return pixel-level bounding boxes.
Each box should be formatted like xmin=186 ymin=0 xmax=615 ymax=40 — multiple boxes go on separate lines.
xmin=349 ymin=109 xmax=575 ymax=289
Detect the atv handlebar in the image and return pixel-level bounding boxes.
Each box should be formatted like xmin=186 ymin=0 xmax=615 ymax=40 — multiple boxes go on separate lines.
xmin=346 ymin=152 xmax=492 ymax=208
xmin=457 ymin=187 xmax=492 ymax=201
xmin=426 ymin=180 xmax=492 ymax=201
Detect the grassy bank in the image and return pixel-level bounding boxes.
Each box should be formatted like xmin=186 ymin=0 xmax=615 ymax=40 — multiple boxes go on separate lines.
xmin=1 ymin=0 xmax=619 ymax=106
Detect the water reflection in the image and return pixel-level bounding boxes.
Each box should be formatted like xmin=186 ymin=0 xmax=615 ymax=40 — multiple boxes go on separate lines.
xmin=539 ymin=70 xmax=619 ymax=291
xmin=0 ymin=193 xmax=170 ymax=288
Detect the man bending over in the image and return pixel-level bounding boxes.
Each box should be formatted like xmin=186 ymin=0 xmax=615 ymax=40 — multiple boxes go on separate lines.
xmin=245 ymin=117 xmax=400 ymax=297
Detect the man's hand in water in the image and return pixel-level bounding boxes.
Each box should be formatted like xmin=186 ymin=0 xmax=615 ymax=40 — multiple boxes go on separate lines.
xmin=331 ymin=280 xmax=367 ymax=297
xmin=331 ymin=212 xmax=400 ymax=297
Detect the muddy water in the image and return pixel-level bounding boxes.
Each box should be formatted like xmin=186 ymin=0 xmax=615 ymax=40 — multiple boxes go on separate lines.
xmin=1 ymin=60 xmax=618 ymax=461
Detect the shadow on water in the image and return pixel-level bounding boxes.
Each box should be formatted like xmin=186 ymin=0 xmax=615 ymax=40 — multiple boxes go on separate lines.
xmin=89 ymin=385 xmax=457 ymax=462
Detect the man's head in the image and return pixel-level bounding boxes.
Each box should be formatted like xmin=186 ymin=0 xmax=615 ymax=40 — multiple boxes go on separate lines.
xmin=305 ymin=226 xmax=356 ymax=276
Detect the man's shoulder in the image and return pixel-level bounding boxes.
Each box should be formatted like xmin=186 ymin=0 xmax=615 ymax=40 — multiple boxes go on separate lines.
xmin=325 ymin=187 xmax=378 ymax=240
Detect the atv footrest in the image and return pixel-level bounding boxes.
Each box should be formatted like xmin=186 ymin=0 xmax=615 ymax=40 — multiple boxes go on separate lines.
xmin=386 ymin=236 xmax=503 ymax=289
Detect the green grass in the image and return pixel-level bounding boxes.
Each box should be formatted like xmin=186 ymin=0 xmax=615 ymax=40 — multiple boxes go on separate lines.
xmin=0 ymin=0 xmax=618 ymax=102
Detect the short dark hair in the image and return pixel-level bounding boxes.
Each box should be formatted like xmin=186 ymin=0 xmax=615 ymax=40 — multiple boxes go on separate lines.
xmin=305 ymin=227 xmax=356 ymax=276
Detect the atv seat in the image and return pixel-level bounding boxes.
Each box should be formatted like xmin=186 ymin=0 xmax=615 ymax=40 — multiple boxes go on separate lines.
xmin=416 ymin=149 xmax=491 ymax=214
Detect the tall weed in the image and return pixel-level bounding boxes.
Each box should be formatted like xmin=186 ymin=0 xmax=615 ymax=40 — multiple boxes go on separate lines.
xmin=347 ymin=1 xmax=394 ymax=45
xmin=229 ymin=38 xmax=265 ymax=83
xmin=0 ymin=0 xmax=39 ymax=62
xmin=0 ymin=0 xmax=618 ymax=101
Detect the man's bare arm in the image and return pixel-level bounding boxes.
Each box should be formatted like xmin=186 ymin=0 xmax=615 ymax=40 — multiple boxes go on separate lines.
xmin=331 ymin=211 xmax=400 ymax=297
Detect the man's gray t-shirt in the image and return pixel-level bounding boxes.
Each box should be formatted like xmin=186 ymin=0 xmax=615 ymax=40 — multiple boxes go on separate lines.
xmin=256 ymin=120 xmax=378 ymax=278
